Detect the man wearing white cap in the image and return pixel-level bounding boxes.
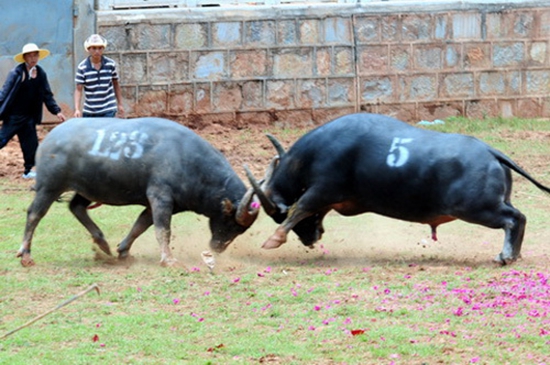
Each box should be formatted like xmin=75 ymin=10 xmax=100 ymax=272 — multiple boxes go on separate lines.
xmin=74 ymin=34 xmax=124 ymax=118
xmin=0 ymin=43 xmax=67 ymax=179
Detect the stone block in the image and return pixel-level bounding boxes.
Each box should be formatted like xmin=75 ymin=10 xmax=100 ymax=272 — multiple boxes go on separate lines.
xmin=512 ymin=12 xmax=535 ymax=38
xmin=508 ymin=71 xmax=521 ymax=95
xmin=195 ymin=83 xmax=212 ymax=113
xmin=168 ymin=84 xmax=194 ymax=114
xmin=517 ymin=98 xmax=542 ymax=118
xmin=486 ymin=12 xmax=507 ymax=39
xmin=129 ymin=24 xmax=171 ymax=51
xmin=149 ymin=52 xmax=189 ymax=83
xmin=245 ymin=20 xmax=276 ymax=47
xmin=414 ymin=46 xmax=443 ymax=70
xmin=184 ymin=112 xmax=235 ymax=130
xmin=465 ymin=99 xmax=499 ymax=120
xmin=452 ymin=13 xmax=481 ymax=39
xmin=498 ymin=99 xmax=515 ymax=118
xmin=175 ymin=23 xmax=208 ymax=50
xmin=312 ymin=107 xmax=354 ymax=125
xmin=242 ymin=80 xmax=264 ymax=109
xmin=298 ymin=79 xmax=326 ymax=108
xmin=493 ymin=42 xmax=524 ymax=67
xmin=400 ymin=74 xmax=437 ymax=101
xmin=315 ymin=47 xmax=331 ymax=77
xmin=479 ymin=71 xmax=506 ymax=96
xmin=272 ymin=48 xmax=313 ymax=78
xmin=444 ymin=44 xmax=460 ymax=68
xmin=417 ymin=101 xmax=462 ymax=121
xmin=212 ymin=22 xmax=242 ymax=47
xmin=528 ymin=42 xmax=547 ymax=65
xmin=381 ymin=16 xmax=399 ymax=42
xmin=434 ymin=14 xmax=448 ymax=40
xmin=541 ymin=97 xmax=550 ymax=118
xmin=377 ymin=103 xmax=416 ymax=123
xmin=120 ymin=53 xmax=147 ymax=84
xmin=359 ymin=103 xmax=377 ymax=114
xmin=272 ymin=109 xmax=316 ymax=129
xmin=390 ymin=46 xmax=410 ymax=72
xmin=525 ymin=70 xmax=550 ymax=94
xmin=278 ymin=20 xmax=298 ymax=45
xmin=354 ymin=16 xmax=379 ymax=43
xmin=120 ymin=85 xmax=137 ymax=117
xmin=324 ymin=17 xmax=352 ymax=44
xmin=334 ymin=47 xmax=354 ymax=75
xmin=299 ymin=19 xmax=320 ymax=44
xmin=236 ymin=111 xmax=273 ymax=127
xmin=212 ymin=82 xmax=243 ymax=112
xmin=464 ymin=43 xmax=491 ymax=69
xmin=360 ymin=76 xmax=393 ymax=102
xmin=328 ymin=77 xmax=354 ymax=106
xmin=266 ymin=80 xmax=295 ymax=109
xmin=100 ymin=26 xmax=128 ymax=52
xmin=440 ymin=73 xmax=474 ymax=98
xmin=135 ymin=86 xmax=168 ymax=116
xmin=230 ymin=50 xmax=268 ymax=79
xmin=402 ymin=14 xmax=431 ymax=41
xmin=193 ymin=51 xmax=226 ymax=80
xmin=358 ymin=45 xmax=388 ymax=74
xmin=540 ymin=10 xmax=550 ymax=37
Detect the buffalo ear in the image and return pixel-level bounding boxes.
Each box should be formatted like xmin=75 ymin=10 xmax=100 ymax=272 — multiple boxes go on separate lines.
xmin=221 ymin=198 xmax=235 ymax=216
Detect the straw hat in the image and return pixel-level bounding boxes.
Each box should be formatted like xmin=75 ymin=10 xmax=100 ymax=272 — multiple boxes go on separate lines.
xmin=84 ymin=34 xmax=108 ymax=51
xmin=14 ymin=43 xmax=50 ymax=63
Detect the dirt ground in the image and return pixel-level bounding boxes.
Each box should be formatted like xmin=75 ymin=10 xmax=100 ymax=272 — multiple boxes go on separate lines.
xmin=2 ymin=121 xmax=550 ymax=270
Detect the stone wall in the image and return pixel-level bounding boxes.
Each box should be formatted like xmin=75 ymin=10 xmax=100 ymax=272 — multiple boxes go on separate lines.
xmin=98 ymin=0 xmax=550 ymax=125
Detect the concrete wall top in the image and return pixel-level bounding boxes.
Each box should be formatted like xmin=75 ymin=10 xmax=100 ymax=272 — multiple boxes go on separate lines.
xmin=98 ymin=0 xmax=550 ymax=24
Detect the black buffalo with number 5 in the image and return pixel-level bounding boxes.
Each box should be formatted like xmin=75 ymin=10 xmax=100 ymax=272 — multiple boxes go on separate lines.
xmin=17 ymin=117 xmax=259 ymax=267
xmin=246 ymin=113 xmax=550 ymax=265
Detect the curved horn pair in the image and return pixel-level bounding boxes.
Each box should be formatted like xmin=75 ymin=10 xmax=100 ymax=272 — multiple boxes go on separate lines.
xmin=244 ymin=133 xmax=287 ymax=217
xmin=235 ymin=187 xmax=260 ymax=227
xmin=244 ymin=164 xmax=278 ymax=216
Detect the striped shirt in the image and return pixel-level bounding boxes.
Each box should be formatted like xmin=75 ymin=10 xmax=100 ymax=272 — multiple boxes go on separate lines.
xmin=75 ymin=56 xmax=119 ymax=115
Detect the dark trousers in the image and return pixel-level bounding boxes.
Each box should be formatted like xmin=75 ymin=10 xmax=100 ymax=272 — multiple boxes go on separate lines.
xmin=0 ymin=114 xmax=38 ymax=173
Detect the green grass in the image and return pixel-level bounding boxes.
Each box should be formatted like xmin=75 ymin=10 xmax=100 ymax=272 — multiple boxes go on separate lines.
xmin=2 ymin=117 xmax=550 ymax=364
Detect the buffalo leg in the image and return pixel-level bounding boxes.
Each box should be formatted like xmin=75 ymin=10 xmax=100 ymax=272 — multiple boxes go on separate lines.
xmin=263 ymin=191 xmax=330 ymax=249
xmin=17 ymin=190 xmax=60 ymax=266
xmin=69 ymin=194 xmax=112 ymax=256
xmin=494 ymin=208 xmax=526 ymax=265
xmin=458 ymin=201 xmax=526 ymax=265
xmin=148 ymin=192 xmax=177 ymax=266
xmin=117 ymin=208 xmax=153 ymax=259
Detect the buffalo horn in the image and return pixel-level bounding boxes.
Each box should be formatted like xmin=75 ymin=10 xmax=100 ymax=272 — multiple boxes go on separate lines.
xmin=244 ymin=165 xmax=278 ymax=216
xmin=261 ymin=156 xmax=279 ymax=190
xmin=235 ymin=187 xmax=260 ymax=227
xmin=266 ymin=134 xmax=286 ymax=158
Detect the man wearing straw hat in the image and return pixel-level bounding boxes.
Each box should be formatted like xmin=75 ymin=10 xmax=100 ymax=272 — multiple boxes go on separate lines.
xmin=74 ymin=34 xmax=124 ymax=118
xmin=0 ymin=43 xmax=67 ymax=179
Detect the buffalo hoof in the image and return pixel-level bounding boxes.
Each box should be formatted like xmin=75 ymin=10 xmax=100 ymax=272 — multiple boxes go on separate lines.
xmin=96 ymin=243 xmax=113 ymax=256
xmin=262 ymin=228 xmax=287 ymax=249
xmin=118 ymin=250 xmax=130 ymax=260
xmin=493 ymin=253 xmax=517 ymax=266
xmin=19 ymin=253 xmax=35 ymax=267
xmin=262 ymin=238 xmax=284 ymax=249
xmin=160 ymin=257 xmax=180 ymax=268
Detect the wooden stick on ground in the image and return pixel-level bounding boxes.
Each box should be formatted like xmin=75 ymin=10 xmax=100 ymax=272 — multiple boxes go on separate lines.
xmin=1 ymin=283 xmax=100 ymax=340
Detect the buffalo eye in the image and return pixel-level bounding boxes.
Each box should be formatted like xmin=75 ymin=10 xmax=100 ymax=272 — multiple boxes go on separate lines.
xmin=221 ymin=198 xmax=235 ymax=216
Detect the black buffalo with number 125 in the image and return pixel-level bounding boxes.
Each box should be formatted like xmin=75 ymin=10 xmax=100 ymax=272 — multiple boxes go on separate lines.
xmin=17 ymin=117 xmax=259 ymax=267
